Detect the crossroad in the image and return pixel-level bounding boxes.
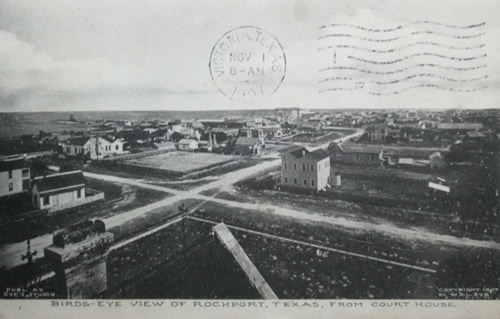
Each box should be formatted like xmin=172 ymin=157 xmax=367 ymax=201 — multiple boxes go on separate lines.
xmin=2 ymin=129 xmax=499 ymax=272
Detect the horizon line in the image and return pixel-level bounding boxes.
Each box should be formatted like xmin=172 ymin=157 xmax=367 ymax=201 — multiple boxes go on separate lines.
xmin=1 ymin=106 xmax=499 ymax=113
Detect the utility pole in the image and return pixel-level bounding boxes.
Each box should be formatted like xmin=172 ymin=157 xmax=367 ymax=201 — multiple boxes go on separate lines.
xmin=178 ymin=203 xmax=188 ymax=250
xmin=21 ymin=239 xmax=38 ymax=287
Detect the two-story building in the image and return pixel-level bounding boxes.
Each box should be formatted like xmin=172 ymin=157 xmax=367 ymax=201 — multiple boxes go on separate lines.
xmin=281 ymin=147 xmax=330 ymax=192
xmin=365 ymin=124 xmax=388 ymax=142
xmin=0 ymin=159 xmax=31 ymax=197
xmin=62 ymin=136 xmax=127 ymax=160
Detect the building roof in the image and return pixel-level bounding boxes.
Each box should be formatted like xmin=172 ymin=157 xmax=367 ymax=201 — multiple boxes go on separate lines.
xmin=65 ymin=136 xmax=91 ymax=146
xmin=287 ymin=147 xmax=329 ymax=161
xmin=466 ymin=131 xmax=485 ymax=138
xmin=178 ymin=139 xmax=197 ymax=145
xmin=235 ymin=137 xmax=261 ymax=146
xmin=0 ymin=159 xmax=28 ymax=172
xmin=437 ymin=123 xmax=483 ymax=130
xmin=429 ymin=152 xmax=443 ymax=159
xmin=335 ymin=143 xmax=382 ymax=154
xmin=383 ymin=147 xmax=436 ymax=159
xmin=33 ymin=171 xmax=85 ymax=194
xmin=191 ymin=121 xmax=205 ymax=129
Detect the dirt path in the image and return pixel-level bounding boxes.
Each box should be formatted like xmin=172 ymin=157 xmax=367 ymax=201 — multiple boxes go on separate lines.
xmin=1 ymin=128 xmax=486 ymax=271
xmin=193 ymin=195 xmax=500 ymax=250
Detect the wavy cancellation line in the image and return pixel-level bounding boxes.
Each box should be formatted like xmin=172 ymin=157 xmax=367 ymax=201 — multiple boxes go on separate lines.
xmin=318 ymin=43 xmax=486 ymax=53
xmin=318 ymin=64 xmax=487 ymax=75
xmin=368 ymin=84 xmax=488 ymax=96
xmin=318 ymin=31 xmax=485 ymax=42
xmin=319 ymin=21 xmax=486 ymax=32
xmin=348 ymin=52 xmax=487 ymax=65
xmin=319 ymin=88 xmax=354 ymax=93
xmin=318 ymin=77 xmax=353 ymax=83
xmin=371 ymin=74 xmax=488 ymax=85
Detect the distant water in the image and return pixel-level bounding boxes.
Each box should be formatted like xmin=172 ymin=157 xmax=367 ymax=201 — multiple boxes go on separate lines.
xmin=0 ymin=110 xmax=271 ymax=138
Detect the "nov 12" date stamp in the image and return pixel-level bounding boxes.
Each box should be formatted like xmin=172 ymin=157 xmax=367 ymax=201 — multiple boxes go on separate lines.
xmin=209 ymin=26 xmax=286 ymax=102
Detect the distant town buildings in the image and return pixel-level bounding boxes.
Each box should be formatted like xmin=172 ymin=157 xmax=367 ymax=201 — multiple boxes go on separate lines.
xmin=281 ymin=147 xmax=330 ymax=191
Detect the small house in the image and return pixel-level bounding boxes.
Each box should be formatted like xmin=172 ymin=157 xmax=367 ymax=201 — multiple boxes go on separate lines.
xmin=177 ymin=139 xmax=198 ymax=151
xmin=32 ymin=171 xmax=104 ymax=213
xmin=234 ymin=137 xmax=262 ymax=156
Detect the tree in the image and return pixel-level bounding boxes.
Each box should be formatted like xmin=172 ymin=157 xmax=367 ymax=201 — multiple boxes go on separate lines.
xmin=171 ymin=132 xmax=183 ymax=143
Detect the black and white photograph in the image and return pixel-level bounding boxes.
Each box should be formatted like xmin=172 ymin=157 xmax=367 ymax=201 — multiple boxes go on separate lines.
xmin=0 ymin=0 xmax=499 ymax=318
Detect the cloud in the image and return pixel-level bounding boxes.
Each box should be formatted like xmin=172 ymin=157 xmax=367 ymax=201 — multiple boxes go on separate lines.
xmin=0 ymin=30 xmax=190 ymax=110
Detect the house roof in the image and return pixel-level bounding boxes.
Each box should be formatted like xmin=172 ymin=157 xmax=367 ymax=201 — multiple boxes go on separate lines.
xmin=0 ymin=159 xmax=28 ymax=172
xmin=437 ymin=123 xmax=483 ymax=130
xmin=335 ymin=143 xmax=382 ymax=154
xmin=429 ymin=152 xmax=443 ymax=159
xmin=33 ymin=171 xmax=85 ymax=194
xmin=466 ymin=131 xmax=485 ymax=138
xmin=261 ymin=125 xmax=282 ymax=132
xmin=288 ymin=147 xmax=329 ymax=161
xmin=65 ymin=136 xmax=91 ymax=146
xmin=178 ymin=139 xmax=197 ymax=145
xmin=235 ymin=137 xmax=261 ymax=146
xmin=191 ymin=121 xmax=205 ymax=129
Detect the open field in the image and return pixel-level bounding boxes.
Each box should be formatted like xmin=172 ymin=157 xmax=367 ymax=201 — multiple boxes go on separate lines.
xmin=106 ymin=220 xmax=260 ymax=299
xmin=125 ymin=151 xmax=237 ymax=173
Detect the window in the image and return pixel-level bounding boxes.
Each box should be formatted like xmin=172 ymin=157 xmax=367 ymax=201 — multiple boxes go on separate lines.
xmin=115 ymin=145 xmax=119 ymax=150
xmin=74 ymin=147 xmax=77 ymax=154
xmin=66 ymin=146 xmax=70 ymax=153
xmin=22 ymin=179 xmax=30 ymax=191
xmin=356 ymin=154 xmax=360 ymax=161
xmin=284 ymin=177 xmax=288 ymax=184
xmin=43 ymin=195 xmax=50 ymax=206
xmin=77 ymin=189 xmax=82 ymax=198
xmin=8 ymin=170 xmax=12 ymax=179
xmin=22 ymin=168 xmax=29 ymax=177
xmin=284 ymin=162 xmax=287 ymax=170
xmin=293 ymin=178 xmax=297 ymax=185
xmin=303 ymin=179 xmax=307 ymax=186
xmin=302 ymin=164 xmax=306 ymax=171
xmin=293 ymin=163 xmax=297 ymax=171
xmin=371 ymin=154 xmax=376 ymax=161
xmin=8 ymin=183 xmax=13 ymax=191
xmin=311 ymin=164 xmax=314 ymax=172
xmin=311 ymin=179 xmax=315 ymax=187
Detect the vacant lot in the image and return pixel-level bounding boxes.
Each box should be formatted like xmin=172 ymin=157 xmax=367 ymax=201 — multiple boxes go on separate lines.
xmin=125 ymin=152 xmax=236 ymax=173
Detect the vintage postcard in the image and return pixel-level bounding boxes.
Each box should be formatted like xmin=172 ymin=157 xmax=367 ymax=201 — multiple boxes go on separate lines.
xmin=0 ymin=0 xmax=499 ymax=318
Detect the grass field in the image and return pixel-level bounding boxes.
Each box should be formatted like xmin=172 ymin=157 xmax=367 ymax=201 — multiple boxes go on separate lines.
xmin=125 ymin=152 xmax=236 ymax=173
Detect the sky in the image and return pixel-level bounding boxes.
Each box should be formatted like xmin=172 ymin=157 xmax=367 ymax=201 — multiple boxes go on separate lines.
xmin=0 ymin=0 xmax=499 ymax=112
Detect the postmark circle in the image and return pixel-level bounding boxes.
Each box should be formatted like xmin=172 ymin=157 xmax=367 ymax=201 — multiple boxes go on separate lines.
xmin=209 ymin=26 xmax=286 ymax=102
